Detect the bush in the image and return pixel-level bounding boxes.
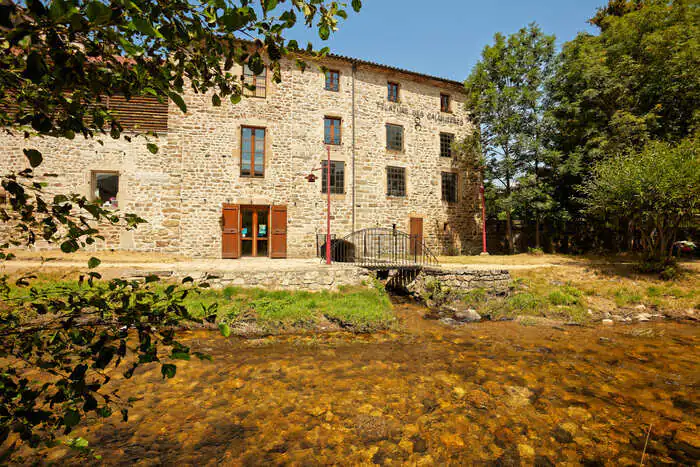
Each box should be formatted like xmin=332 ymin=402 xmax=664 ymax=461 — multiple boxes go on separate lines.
xmin=527 ymin=247 xmax=544 ymax=256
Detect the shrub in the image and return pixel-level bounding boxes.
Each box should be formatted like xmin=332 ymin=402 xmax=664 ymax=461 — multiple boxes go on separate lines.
xmin=527 ymin=247 xmax=544 ymax=256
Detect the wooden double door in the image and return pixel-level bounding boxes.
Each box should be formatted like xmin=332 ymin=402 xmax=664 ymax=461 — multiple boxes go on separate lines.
xmin=222 ymin=204 xmax=287 ymax=259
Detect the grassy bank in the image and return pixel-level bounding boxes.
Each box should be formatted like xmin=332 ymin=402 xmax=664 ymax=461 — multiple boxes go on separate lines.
xmin=180 ymin=284 xmax=396 ymax=333
xmin=455 ymin=260 xmax=699 ymax=324
xmin=2 ymin=276 xmax=396 ymax=334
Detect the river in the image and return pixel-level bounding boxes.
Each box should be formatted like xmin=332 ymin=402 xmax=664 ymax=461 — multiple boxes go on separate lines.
xmin=36 ymin=303 xmax=699 ymax=465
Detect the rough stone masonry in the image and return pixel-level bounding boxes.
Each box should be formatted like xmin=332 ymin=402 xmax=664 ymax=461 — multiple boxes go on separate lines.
xmin=0 ymin=52 xmax=483 ymax=259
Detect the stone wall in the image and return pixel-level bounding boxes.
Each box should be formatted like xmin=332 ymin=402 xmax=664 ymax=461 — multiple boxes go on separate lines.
xmin=0 ymin=132 xmax=181 ymax=251
xmin=170 ymin=264 xmax=370 ymax=291
xmin=1 ymin=54 xmax=482 ymax=258
xmin=410 ymin=268 xmax=512 ymax=295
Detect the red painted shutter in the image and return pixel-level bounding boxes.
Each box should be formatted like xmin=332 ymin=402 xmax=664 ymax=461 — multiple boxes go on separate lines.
xmin=270 ymin=205 xmax=287 ymax=259
xmin=222 ymin=204 xmax=240 ymax=259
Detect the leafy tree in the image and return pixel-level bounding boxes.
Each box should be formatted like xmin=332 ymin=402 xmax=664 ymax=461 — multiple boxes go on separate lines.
xmin=547 ymin=0 xmax=700 ymax=250
xmin=581 ymin=137 xmax=700 ymax=267
xmin=465 ymin=23 xmax=556 ymax=252
xmin=0 ymin=0 xmax=361 ymax=459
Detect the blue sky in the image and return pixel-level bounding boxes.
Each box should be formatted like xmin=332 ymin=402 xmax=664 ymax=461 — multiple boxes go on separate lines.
xmin=289 ymin=0 xmax=604 ymax=82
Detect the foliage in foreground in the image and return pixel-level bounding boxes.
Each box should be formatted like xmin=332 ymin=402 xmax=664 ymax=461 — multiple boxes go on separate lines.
xmin=0 ymin=0 xmax=363 ymax=459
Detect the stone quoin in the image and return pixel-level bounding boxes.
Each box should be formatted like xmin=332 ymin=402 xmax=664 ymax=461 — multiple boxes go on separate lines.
xmin=0 ymin=52 xmax=482 ymax=259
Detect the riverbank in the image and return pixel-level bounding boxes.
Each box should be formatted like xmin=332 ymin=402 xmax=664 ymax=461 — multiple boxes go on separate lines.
xmin=426 ymin=254 xmax=699 ymax=326
xmin=4 ymin=277 xmax=397 ymax=335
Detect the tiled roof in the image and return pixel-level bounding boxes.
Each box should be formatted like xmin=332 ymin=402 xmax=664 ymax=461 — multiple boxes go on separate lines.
xmin=326 ymin=52 xmax=465 ymax=88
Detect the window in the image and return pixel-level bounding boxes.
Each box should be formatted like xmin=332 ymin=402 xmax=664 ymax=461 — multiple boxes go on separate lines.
xmin=440 ymin=133 xmax=454 ymax=158
xmin=325 ymin=70 xmax=340 ymax=91
xmin=241 ymin=127 xmax=265 ymax=177
xmin=243 ymin=64 xmax=267 ymax=98
xmin=440 ymin=93 xmax=451 ymax=112
xmin=324 ymin=117 xmax=342 ymax=145
xmin=386 ymin=166 xmax=406 ymax=197
xmin=386 ymin=124 xmax=404 ymax=151
xmin=442 ymin=172 xmax=458 ymax=203
xmin=92 ymin=172 xmax=119 ymax=208
xmin=387 ymin=82 xmax=399 ymax=102
xmin=322 ymin=161 xmax=345 ymax=194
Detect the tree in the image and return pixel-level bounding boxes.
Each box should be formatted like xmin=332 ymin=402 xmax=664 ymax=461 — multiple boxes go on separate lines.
xmin=0 ymin=0 xmax=361 ymax=458
xmin=465 ymin=23 xmax=556 ymax=253
xmin=547 ymin=0 xmax=700 ymax=250
xmin=581 ymin=137 xmax=700 ymax=267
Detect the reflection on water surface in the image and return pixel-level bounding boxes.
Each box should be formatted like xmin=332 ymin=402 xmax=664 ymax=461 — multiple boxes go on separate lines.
xmin=37 ymin=304 xmax=699 ymax=465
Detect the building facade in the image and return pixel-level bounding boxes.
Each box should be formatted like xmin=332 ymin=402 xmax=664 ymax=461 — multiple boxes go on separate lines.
xmin=0 ymin=54 xmax=482 ymax=258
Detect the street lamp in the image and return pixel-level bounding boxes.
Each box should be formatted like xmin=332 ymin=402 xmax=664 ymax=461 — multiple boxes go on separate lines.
xmin=305 ymin=146 xmax=332 ymax=265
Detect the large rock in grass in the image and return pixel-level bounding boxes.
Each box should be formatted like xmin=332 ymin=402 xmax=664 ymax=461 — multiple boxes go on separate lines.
xmin=455 ymin=308 xmax=481 ymax=323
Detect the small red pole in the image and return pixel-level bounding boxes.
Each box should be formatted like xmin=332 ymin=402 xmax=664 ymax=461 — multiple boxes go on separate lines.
xmin=480 ymin=185 xmax=488 ymax=254
xmin=326 ymin=145 xmax=332 ymax=265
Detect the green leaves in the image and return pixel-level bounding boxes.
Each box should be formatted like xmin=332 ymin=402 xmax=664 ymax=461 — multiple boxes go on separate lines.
xmin=88 ymin=257 xmax=101 ymax=269
xmin=23 ymin=149 xmax=43 ymax=168
xmin=161 ymin=363 xmax=177 ymax=379
xmin=85 ymin=2 xmax=112 ymax=23
xmin=147 ymin=143 xmax=159 ymax=154
xmin=218 ymin=322 xmax=231 ymax=337
xmin=262 ymin=0 xmax=278 ymax=12
xmin=352 ymin=0 xmax=362 ymax=12
xmin=131 ymin=16 xmax=164 ymax=39
xmin=168 ymin=92 xmax=187 ymax=113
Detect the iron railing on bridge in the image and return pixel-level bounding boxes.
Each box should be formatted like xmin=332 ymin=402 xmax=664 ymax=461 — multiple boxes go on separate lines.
xmin=316 ymin=228 xmax=439 ymax=269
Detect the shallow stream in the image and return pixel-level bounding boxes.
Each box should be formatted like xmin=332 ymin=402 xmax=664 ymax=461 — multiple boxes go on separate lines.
xmin=39 ymin=304 xmax=699 ymax=465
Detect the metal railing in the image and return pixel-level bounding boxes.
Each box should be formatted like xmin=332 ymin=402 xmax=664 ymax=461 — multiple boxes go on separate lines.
xmin=316 ymin=228 xmax=439 ymax=269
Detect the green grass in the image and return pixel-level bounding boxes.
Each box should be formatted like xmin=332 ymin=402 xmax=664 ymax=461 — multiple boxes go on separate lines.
xmin=4 ymin=278 xmax=396 ymax=333
xmin=168 ymin=285 xmax=396 ymax=331
xmin=613 ymin=287 xmax=643 ymax=306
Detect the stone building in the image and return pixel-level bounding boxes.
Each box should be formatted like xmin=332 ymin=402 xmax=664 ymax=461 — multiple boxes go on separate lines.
xmin=0 ymin=53 xmax=482 ymax=259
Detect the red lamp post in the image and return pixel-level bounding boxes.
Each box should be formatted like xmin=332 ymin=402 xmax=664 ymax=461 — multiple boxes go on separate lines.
xmin=480 ymin=185 xmax=488 ymax=255
xmin=325 ymin=145 xmax=331 ymax=265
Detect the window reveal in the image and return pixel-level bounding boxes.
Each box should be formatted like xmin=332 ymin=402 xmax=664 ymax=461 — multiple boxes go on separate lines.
xmin=387 ymin=166 xmax=406 ymax=197
xmin=440 ymin=93 xmax=451 ymax=112
xmin=241 ymin=127 xmax=265 ymax=177
xmin=325 ymin=70 xmax=340 ymax=91
xmin=387 ymin=82 xmax=399 ymax=102
xmin=324 ymin=117 xmax=342 ymax=145
xmin=386 ymin=124 xmax=404 ymax=151
xmin=442 ymin=172 xmax=458 ymax=203
xmin=322 ymin=160 xmax=345 ymax=194
xmin=440 ymin=133 xmax=454 ymax=158
xmin=243 ymin=64 xmax=267 ymax=98
xmin=92 ymin=172 xmax=119 ymax=208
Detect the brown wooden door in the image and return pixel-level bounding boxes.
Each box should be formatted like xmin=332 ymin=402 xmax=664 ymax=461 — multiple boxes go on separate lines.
xmin=270 ymin=205 xmax=287 ymax=259
xmin=222 ymin=204 xmax=240 ymax=259
xmin=410 ymin=217 xmax=423 ymax=256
